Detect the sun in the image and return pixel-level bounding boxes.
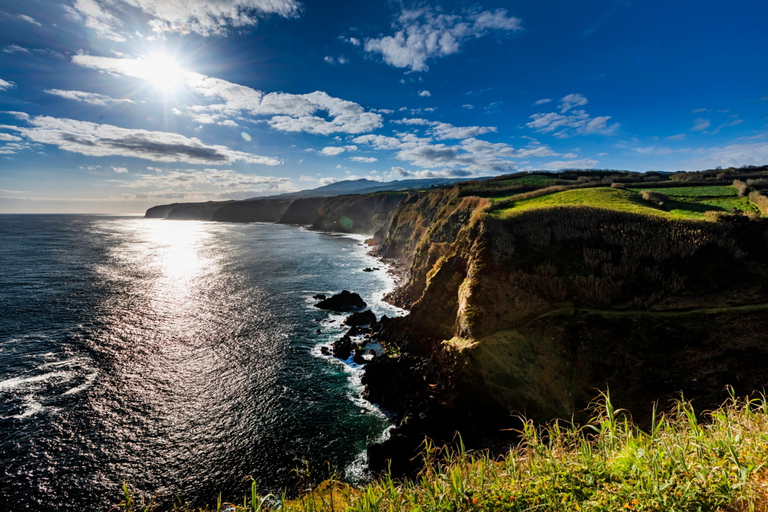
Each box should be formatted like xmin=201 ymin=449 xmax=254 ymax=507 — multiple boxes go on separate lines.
xmin=128 ymin=52 xmax=186 ymax=93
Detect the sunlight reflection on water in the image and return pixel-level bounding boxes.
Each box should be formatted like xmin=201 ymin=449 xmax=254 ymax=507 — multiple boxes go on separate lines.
xmin=0 ymin=216 xmax=399 ymax=511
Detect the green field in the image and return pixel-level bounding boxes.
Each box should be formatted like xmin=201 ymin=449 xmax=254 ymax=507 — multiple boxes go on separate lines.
xmin=491 ymin=186 xmax=757 ymax=220
xmin=628 ymin=185 xmax=738 ymax=197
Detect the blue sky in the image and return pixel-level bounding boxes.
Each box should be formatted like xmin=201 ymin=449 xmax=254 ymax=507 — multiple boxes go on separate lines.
xmin=0 ymin=0 xmax=767 ymax=213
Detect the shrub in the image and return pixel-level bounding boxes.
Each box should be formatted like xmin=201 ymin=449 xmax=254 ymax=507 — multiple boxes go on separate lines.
xmin=733 ymin=179 xmax=750 ymax=197
xmin=749 ymin=190 xmax=768 ymax=216
xmin=640 ymin=189 xmax=667 ymax=207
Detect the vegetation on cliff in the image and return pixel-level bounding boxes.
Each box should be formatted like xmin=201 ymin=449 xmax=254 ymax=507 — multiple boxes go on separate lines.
xmin=117 ymin=393 xmax=768 ymax=512
xmin=364 ymin=166 xmax=768 ymax=476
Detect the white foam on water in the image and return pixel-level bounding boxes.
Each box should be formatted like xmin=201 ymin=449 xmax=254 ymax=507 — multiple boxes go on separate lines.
xmin=0 ymin=371 xmax=73 ymax=392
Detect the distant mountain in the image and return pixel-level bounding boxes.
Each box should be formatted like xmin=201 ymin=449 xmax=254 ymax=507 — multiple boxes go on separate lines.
xmin=255 ymin=177 xmax=471 ymax=200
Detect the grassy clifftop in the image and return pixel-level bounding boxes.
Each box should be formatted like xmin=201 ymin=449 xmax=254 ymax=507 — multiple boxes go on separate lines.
xmin=366 ymin=168 xmax=768 ymax=473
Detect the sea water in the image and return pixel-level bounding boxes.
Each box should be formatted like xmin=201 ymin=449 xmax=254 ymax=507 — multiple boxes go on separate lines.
xmin=0 ymin=214 xmax=403 ymax=511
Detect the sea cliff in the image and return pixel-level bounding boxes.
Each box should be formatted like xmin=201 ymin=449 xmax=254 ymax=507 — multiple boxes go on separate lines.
xmin=358 ymin=170 xmax=768 ymax=474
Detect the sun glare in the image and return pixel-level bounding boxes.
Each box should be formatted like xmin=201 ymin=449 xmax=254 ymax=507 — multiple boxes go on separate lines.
xmin=129 ymin=53 xmax=186 ymax=93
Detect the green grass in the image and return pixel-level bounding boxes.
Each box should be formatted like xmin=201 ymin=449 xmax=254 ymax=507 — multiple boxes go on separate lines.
xmin=490 ymin=187 xmax=757 ymax=220
xmin=628 ymin=186 xmax=738 ymax=198
xmin=117 ymin=393 xmax=768 ymax=512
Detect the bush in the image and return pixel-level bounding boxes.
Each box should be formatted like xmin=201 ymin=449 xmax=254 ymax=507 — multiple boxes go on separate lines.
xmin=640 ymin=189 xmax=667 ymax=207
xmin=733 ymin=179 xmax=749 ymax=197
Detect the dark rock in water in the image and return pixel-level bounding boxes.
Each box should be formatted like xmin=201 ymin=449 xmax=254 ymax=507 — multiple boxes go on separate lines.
xmin=344 ymin=310 xmax=376 ymax=326
xmin=332 ymin=335 xmax=353 ymax=360
xmin=320 ymin=346 xmax=331 ymax=356
xmin=313 ymin=294 xmax=327 ymax=300
xmin=315 ymin=329 xmax=321 ymax=334
xmin=363 ymin=267 xmax=374 ymax=272
xmin=353 ymin=349 xmax=367 ymax=365
xmin=314 ymin=290 xmax=367 ymax=312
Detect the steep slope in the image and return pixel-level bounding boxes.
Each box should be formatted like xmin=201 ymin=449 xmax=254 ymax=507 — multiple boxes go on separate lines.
xmin=366 ymin=186 xmax=768 ymax=473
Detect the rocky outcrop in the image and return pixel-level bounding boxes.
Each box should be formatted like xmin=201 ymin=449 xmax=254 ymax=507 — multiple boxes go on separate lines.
xmin=314 ymin=291 xmax=367 ymax=312
xmin=344 ymin=310 xmax=376 ymax=326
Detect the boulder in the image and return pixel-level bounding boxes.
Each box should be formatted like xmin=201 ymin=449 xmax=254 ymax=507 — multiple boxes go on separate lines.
xmin=314 ymin=290 xmax=367 ymax=312
xmin=344 ymin=310 xmax=377 ymax=326
xmin=332 ymin=335 xmax=353 ymax=360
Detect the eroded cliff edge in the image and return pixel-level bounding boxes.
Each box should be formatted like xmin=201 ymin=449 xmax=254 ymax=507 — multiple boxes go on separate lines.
xmin=364 ymin=184 xmax=768 ymax=475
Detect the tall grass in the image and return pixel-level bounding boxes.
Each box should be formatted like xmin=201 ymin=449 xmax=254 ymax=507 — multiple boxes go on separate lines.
xmin=117 ymin=392 xmax=768 ymax=512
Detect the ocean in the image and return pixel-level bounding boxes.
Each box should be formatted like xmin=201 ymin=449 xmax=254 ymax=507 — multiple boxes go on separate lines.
xmin=0 ymin=214 xmax=404 ymax=511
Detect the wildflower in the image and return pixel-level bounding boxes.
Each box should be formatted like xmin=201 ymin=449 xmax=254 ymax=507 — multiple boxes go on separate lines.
xmin=472 ymin=497 xmax=479 ymax=505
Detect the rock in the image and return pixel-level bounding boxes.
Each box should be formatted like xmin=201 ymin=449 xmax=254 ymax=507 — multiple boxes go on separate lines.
xmin=353 ymin=349 xmax=367 ymax=365
xmin=363 ymin=267 xmax=374 ymax=272
xmin=344 ymin=310 xmax=377 ymax=327
xmin=314 ymin=290 xmax=367 ymax=312
xmin=313 ymin=294 xmax=327 ymax=300
xmin=368 ymin=433 xmax=425 ymax=478
xmin=332 ymin=335 xmax=353 ymax=360
xmin=320 ymin=346 xmax=331 ymax=356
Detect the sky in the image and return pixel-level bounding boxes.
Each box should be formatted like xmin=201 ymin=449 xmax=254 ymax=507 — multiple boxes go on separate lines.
xmin=0 ymin=1 xmax=767 ymax=213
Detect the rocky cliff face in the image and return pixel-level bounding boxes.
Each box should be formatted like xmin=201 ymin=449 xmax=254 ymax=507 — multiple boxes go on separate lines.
xmin=211 ymin=199 xmax=293 ymax=223
xmin=365 ymin=196 xmax=768 ymax=474
xmin=311 ymin=193 xmax=405 ymax=235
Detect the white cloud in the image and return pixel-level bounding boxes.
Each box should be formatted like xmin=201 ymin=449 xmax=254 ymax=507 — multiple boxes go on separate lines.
xmin=131 ymin=0 xmax=300 ymax=35
xmin=393 ymin=117 xmax=434 ymax=126
xmin=350 ymin=156 xmax=377 ymax=163
xmin=691 ymin=118 xmax=711 ymax=131
xmin=387 ymin=166 xmax=472 ymax=179
xmin=17 ymin=14 xmax=42 ymax=26
xmin=320 ymin=146 xmax=356 ymax=156
xmin=354 ymin=129 xmax=561 ymax=175
xmin=67 ymin=0 xmax=300 ymax=38
xmin=324 ymin=56 xmax=349 ymax=65
xmin=3 ymin=45 xmax=31 ymax=54
xmin=527 ymin=94 xmax=618 ymax=137
xmin=543 ymin=158 xmax=598 ymax=170
xmin=73 ymin=56 xmax=383 ymax=136
xmin=44 ymin=89 xmax=135 ymax=106
xmin=533 ymin=98 xmax=552 ymax=105
xmin=431 ymin=122 xmax=496 ymax=140
xmin=559 ymin=93 xmax=588 ymax=113
xmin=0 ymin=133 xmax=22 ymax=142
xmin=112 ymin=166 xmax=129 ymax=173
xmin=11 ymin=116 xmax=281 ymax=166
xmin=116 ymin=168 xmax=292 ymax=192
xmin=319 ymin=176 xmax=341 ymax=186
xmin=0 ymin=79 xmax=16 ymax=91
xmin=418 ymin=90 xmax=431 ymax=97
xmin=65 ymin=0 xmax=127 ymax=42
xmin=364 ymin=7 xmax=522 ymax=72
xmin=682 ymin=142 xmax=768 ymax=170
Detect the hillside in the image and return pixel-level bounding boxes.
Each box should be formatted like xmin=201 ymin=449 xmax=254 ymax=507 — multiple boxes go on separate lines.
xmin=363 ymin=166 xmax=768 ymax=474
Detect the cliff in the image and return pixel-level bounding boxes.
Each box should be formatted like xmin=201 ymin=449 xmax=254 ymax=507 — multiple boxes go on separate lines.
xmin=311 ymin=193 xmax=405 ymax=234
xmin=212 ymin=199 xmax=292 ymax=223
xmin=365 ymin=177 xmax=768 ymax=473
xmin=277 ymin=197 xmax=330 ymax=225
